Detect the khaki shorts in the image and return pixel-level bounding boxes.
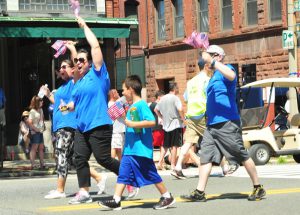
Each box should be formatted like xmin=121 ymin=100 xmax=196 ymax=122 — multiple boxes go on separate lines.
xmin=183 ymin=117 xmax=206 ymax=145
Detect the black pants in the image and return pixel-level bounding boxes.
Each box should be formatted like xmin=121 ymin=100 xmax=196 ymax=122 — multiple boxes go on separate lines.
xmin=74 ymin=125 xmax=120 ymax=188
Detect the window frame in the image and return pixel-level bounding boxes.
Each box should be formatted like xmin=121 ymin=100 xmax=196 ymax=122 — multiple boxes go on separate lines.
xmin=245 ymin=0 xmax=258 ymax=26
xmin=155 ymin=0 xmax=166 ymax=41
xmin=125 ymin=1 xmax=140 ymax=46
xmin=221 ymin=0 xmax=233 ymax=30
xmin=172 ymin=0 xmax=184 ymax=38
xmin=198 ymin=0 xmax=209 ymax=32
xmin=268 ymin=0 xmax=282 ymax=23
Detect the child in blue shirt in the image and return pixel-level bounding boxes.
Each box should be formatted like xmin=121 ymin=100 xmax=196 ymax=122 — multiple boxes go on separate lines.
xmin=98 ymin=75 xmax=175 ymax=210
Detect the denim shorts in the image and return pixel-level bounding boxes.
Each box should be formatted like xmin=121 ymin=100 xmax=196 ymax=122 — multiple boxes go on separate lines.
xmin=30 ymin=133 xmax=44 ymax=144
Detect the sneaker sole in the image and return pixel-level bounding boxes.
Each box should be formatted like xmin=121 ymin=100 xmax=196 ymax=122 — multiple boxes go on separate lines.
xmin=98 ymin=202 xmax=122 ymax=211
xmin=153 ymin=199 xmax=176 ymax=210
xmin=180 ymin=195 xmax=207 ymax=202
xmin=68 ymin=199 xmax=93 ymax=204
xmin=248 ymin=191 xmax=266 ymax=201
xmin=170 ymin=172 xmax=186 ymax=180
xmin=44 ymin=195 xmax=66 ymax=199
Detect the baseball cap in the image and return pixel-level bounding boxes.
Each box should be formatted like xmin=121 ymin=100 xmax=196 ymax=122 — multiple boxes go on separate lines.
xmin=206 ymin=45 xmax=225 ymax=56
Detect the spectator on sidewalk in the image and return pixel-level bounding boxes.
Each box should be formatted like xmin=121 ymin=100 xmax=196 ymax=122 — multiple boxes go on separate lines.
xmin=18 ymin=111 xmax=31 ymax=154
xmin=98 ymin=75 xmax=175 ymax=210
xmin=27 ymin=96 xmax=45 ymax=170
xmin=0 ymin=87 xmax=6 ymax=127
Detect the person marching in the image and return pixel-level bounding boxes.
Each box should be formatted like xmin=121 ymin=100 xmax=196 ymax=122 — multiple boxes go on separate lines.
xmin=98 ymin=75 xmax=175 ymax=210
xmin=44 ymin=57 xmax=107 ymax=199
xmin=181 ymin=45 xmax=266 ymax=201
xmin=62 ymin=17 xmax=120 ymax=204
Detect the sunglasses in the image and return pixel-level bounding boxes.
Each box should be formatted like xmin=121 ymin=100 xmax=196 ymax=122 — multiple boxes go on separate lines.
xmin=60 ymin=65 xmax=70 ymax=70
xmin=209 ymin=53 xmax=219 ymax=58
xmin=74 ymin=58 xmax=86 ymax=64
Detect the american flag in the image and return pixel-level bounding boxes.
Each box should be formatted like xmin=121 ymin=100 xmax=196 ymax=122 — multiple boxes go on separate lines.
xmin=108 ymin=101 xmax=125 ymax=121
xmin=51 ymin=40 xmax=67 ymax=58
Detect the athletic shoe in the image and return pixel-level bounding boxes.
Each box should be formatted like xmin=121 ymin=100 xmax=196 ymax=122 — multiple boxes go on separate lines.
xmin=125 ymin=186 xmax=139 ymax=200
xmin=171 ymin=169 xmax=187 ymax=179
xmin=97 ymin=174 xmax=107 ymax=195
xmin=68 ymin=192 xmax=92 ymax=204
xmin=180 ymin=189 xmax=207 ymax=202
xmin=44 ymin=190 xmax=66 ymax=199
xmin=98 ymin=199 xmax=122 ymax=211
xmin=248 ymin=186 xmax=266 ymax=201
xmin=153 ymin=194 xmax=175 ymax=210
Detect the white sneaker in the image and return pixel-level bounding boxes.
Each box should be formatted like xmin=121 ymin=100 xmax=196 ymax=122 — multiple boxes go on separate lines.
xmin=97 ymin=174 xmax=107 ymax=195
xmin=125 ymin=187 xmax=139 ymax=200
xmin=44 ymin=190 xmax=66 ymax=199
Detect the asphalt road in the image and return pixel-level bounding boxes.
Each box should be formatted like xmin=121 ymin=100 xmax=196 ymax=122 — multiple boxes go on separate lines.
xmin=1 ymin=165 xmax=300 ymax=215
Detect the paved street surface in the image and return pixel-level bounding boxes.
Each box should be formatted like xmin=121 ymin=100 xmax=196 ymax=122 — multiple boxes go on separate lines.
xmin=1 ymin=164 xmax=300 ymax=214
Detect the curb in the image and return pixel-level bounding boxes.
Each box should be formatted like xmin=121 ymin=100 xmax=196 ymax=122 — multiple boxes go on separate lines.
xmin=0 ymin=168 xmax=56 ymax=178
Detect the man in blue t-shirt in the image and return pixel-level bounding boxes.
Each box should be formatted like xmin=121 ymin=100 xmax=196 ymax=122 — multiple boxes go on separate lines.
xmin=181 ymin=45 xmax=266 ymax=202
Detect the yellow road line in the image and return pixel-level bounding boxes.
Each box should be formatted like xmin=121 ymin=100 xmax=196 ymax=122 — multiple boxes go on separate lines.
xmin=39 ymin=187 xmax=300 ymax=212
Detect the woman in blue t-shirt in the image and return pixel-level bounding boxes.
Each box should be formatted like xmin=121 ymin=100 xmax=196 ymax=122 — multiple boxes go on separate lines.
xmin=63 ymin=17 xmax=120 ymax=205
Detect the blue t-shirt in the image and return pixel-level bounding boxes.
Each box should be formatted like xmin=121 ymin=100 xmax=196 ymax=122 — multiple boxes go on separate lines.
xmin=52 ymin=79 xmax=77 ymax=132
xmin=71 ymin=63 xmax=112 ymax=132
xmin=0 ymin=88 xmax=5 ymax=108
xmin=123 ymin=100 xmax=155 ymax=159
xmin=206 ymin=64 xmax=240 ymax=125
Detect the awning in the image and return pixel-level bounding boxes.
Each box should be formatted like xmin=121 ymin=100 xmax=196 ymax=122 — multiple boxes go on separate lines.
xmin=0 ymin=17 xmax=138 ymax=38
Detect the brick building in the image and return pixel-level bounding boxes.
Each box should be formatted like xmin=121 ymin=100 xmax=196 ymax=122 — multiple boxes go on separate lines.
xmin=114 ymin=0 xmax=297 ymax=105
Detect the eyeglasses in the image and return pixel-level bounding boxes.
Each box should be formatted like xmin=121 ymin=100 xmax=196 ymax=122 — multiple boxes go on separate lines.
xmin=60 ymin=65 xmax=70 ymax=70
xmin=209 ymin=53 xmax=219 ymax=58
xmin=74 ymin=58 xmax=86 ymax=64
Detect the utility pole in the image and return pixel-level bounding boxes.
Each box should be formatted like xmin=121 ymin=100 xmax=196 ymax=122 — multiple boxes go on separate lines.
xmin=288 ymin=0 xmax=297 ymax=77
xmin=288 ymin=0 xmax=298 ymax=116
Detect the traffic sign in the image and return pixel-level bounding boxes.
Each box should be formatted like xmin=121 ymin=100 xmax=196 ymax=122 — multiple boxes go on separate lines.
xmin=282 ymin=30 xmax=294 ymax=50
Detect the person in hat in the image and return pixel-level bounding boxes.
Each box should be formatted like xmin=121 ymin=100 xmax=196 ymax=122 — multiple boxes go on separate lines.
xmin=181 ymin=45 xmax=266 ymax=202
xmin=18 ymin=111 xmax=31 ymax=154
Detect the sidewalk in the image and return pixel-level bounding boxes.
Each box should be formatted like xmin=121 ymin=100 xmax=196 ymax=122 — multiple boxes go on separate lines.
xmin=0 ymin=157 xmax=106 ymax=178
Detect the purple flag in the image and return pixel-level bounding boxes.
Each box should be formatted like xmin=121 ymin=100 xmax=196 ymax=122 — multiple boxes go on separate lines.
xmin=69 ymin=0 xmax=80 ymax=17
xmin=183 ymin=31 xmax=209 ymax=49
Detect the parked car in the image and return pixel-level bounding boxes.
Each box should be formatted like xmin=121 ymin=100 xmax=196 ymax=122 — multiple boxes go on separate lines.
xmin=240 ymin=78 xmax=300 ymax=165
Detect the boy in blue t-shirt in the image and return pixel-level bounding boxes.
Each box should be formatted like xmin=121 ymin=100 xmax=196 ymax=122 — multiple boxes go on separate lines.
xmin=98 ymin=75 xmax=175 ymax=210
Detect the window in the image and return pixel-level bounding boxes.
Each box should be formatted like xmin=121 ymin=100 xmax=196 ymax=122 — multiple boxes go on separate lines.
xmin=269 ymin=0 xmax=282 ymax=22
xmin=198 ymin=0 xmax=209 ymax=32
xmin=125 ymin=1 xmax=139 ymax=46
xmin=246 ymin=0 xmax=257 ymax=25
xmin=155 ymin=0 xmax=166 ymax=41
xmin=19 ymin=0 xmax=96 ymax=12
xmin=173 ymin=0 xmax=184 ymax=38
xmin=222 ymin=0 xmax=232 ymax=30
xmin=0 ymin=0 xmax=6 ymax=11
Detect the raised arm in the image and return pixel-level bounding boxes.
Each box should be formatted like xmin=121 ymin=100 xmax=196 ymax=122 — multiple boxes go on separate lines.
xmin=77 ymin=16 xmax=103 ymax=70
xmin=202 ymin=52 xmax=236 ymax=81
xmin=65 ymin=41 xmax=78 ymax=63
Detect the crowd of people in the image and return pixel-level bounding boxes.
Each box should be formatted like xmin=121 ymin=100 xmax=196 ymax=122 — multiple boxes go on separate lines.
xmin=17 ymin=16 xmax=266 ymax=211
